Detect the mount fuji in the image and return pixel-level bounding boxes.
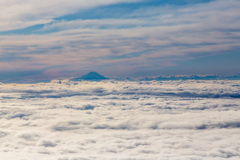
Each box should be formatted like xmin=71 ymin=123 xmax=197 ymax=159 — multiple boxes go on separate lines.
xmin=71 ymin=72 xmax=109 ymax=81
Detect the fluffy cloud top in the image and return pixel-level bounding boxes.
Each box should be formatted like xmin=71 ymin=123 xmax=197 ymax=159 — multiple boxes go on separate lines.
xmin=0 ymin=80 xmax=240 ymax=159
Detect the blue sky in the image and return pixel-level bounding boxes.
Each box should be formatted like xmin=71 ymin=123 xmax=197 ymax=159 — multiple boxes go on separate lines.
xmin=0 ymin=0 xmax=240 ymax=81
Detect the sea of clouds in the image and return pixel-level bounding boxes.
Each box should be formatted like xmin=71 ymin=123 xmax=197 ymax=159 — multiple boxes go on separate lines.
xmin=0 ymin=80 xmax=240 ymax=160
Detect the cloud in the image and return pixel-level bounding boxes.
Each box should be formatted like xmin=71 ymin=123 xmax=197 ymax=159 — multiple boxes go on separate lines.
xmin=0 ymin=80 xmax=240 ymax=159
xmin=0 ymin=0 xmax=141 ymax=31
xmin=0 ymin=0 xmax=240 ymax=77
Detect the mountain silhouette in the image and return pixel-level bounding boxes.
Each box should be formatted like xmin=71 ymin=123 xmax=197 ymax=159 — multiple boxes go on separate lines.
xmin=71 ymin=72 xmax=109 ymax=81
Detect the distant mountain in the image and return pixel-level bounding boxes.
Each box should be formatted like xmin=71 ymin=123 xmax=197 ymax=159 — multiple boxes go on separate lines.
xmin=138 ymin=74 xmax=240 ymax=81
xmin=154 ymin=75 xmax=219 ymax=81
xmin=139 ymin=75 xmax=221 ymax=81
xmin=71 ymin=72 xmax=109 ymax=81
xmin=225 ymin=74 xmax=240 ymax=80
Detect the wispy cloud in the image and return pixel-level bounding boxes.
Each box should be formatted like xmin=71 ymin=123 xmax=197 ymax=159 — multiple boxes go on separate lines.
xmin=0 ymin=0 xmax=141 ymax=31
xmin=0 ymin=0 xmax=240 ymax=79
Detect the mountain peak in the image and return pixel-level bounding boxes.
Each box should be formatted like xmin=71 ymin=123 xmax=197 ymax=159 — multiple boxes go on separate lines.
xmin=71 ymin=72 xmax=108 ymax=81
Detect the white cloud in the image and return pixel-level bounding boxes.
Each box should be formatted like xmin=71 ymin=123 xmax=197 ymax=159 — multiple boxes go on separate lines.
xmin=0 ymin=80 xmax=240 ymax=159
xmin=0 ymin=0 xmax=240 ymax=73
xmin=0 ymin=0 xmax=141 ymax=31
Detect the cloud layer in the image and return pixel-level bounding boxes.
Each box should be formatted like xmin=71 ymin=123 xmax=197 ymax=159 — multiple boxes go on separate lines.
xmin=0 ymin=0 xmax=240 ymax=79
xmin=0 ymin=0 xmax=140 ymax=31
xmin=0 ymin=80 xmax=240 ymax=159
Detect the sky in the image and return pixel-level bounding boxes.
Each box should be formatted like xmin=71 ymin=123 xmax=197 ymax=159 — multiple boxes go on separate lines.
xmin=0 ymin=0 xmax=240 ymax=82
